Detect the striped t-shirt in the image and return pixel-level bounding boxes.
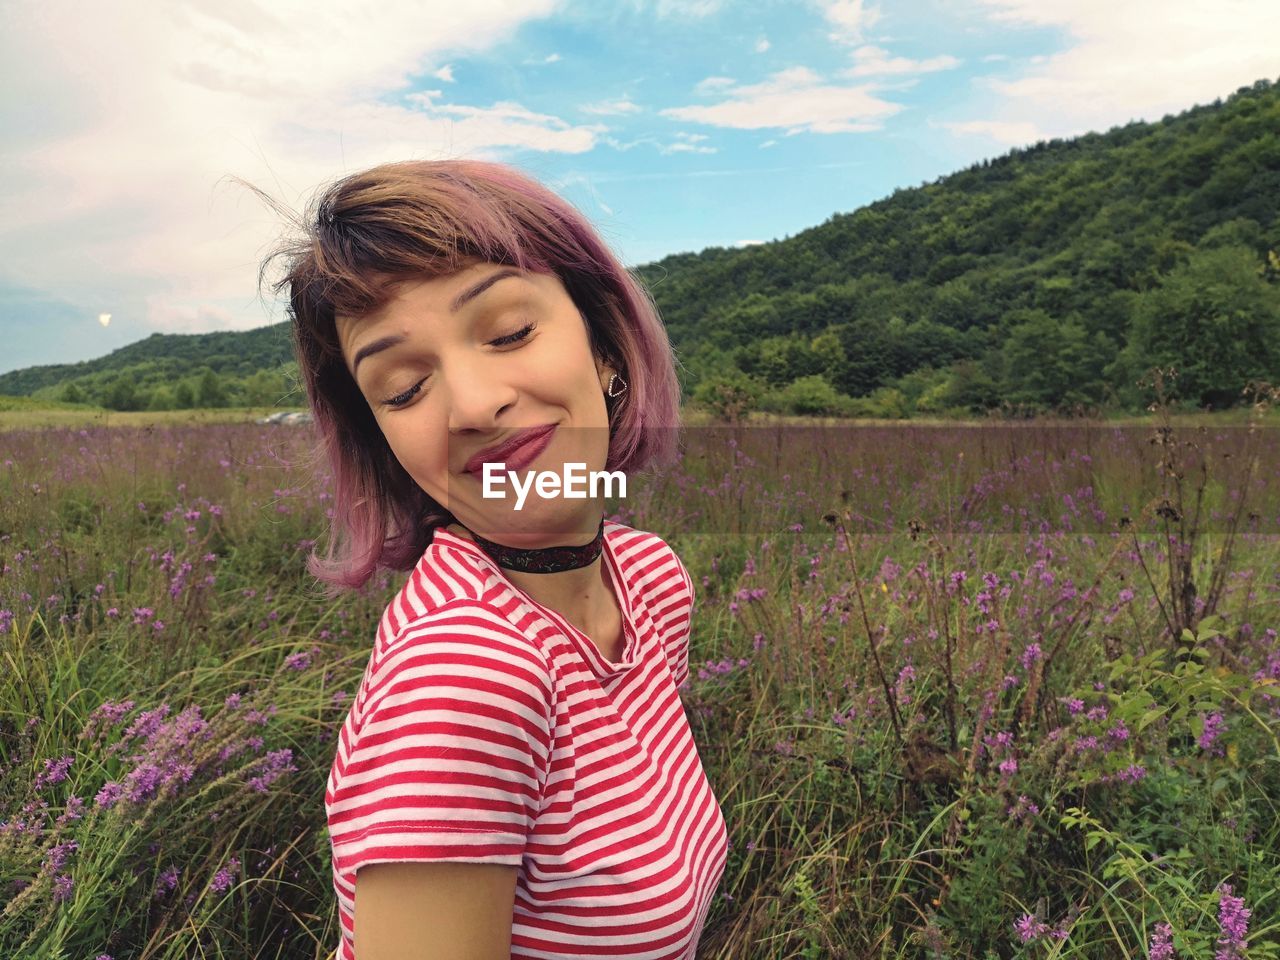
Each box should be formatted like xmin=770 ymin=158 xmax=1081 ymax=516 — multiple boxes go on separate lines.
xmin=325 ymin=521 xmax=728 ymax=959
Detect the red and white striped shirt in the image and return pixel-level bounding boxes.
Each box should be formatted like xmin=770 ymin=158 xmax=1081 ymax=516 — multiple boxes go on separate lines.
xmin=325 ymin=521 xmax=728 ymax=959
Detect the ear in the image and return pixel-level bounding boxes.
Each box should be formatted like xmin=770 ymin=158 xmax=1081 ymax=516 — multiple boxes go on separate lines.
xmin=595 ymin=355 xmax=615 ymax=393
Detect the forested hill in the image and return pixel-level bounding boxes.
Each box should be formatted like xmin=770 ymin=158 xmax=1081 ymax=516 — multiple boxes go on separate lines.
xmin=4 ymin=76 xmax=1279 ymax=416
xmin=0 ymin=325 xmax=293 ymax=407
xmin=638 ymin=75 xmax=1280 ymax=416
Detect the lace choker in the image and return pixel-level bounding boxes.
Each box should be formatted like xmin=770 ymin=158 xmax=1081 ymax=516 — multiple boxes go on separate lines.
xmin=463 ymin=519 xmax=606 ymax=574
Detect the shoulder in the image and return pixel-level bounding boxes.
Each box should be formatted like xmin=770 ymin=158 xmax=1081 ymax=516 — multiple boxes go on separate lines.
xmin=605 ymin=521 xmax=692 ymax=602
xmin=358 ymin=596 xmax=554 ymax=730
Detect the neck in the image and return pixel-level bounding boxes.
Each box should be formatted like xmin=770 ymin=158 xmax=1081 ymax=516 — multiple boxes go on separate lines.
xmin=445 ymin=519 xmax=616 ymax=624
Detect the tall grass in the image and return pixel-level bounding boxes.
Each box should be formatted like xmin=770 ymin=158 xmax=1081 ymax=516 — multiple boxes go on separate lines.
xmin=1 ymin=388 xmax=1278 ymax=958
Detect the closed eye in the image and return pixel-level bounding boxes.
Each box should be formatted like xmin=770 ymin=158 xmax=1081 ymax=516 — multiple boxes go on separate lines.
xmin=380 ymin=324 xmax=536 ymax=409
xmin=490 ymin=322 xmax=535 ymax=347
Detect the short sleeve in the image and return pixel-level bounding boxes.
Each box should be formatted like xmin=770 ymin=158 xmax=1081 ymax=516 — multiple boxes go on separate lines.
xmin=326 ymin=600 xmax=553 ymax=876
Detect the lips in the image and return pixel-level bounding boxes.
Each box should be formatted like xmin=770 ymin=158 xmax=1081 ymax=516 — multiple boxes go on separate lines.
xmin=464 ymin=424 xmax=557 ymax=475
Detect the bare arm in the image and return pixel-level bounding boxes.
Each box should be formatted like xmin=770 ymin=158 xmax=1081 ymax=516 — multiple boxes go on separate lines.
xmin=355 ymin=862 xmax=518 ymax=960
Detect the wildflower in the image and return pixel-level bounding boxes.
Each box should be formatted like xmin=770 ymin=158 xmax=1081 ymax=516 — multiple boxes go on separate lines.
xmin=34 ymin=755 xmax=74 ymax=789
xmin=44 ymin=840 xmax=78 ymax=872
xmin=247 ymin=749 xmax=297 ymax=793
xmin=56 ymin=796 xmax=85 ymax=825
xmin=1199 ymin=712 xmax=1226 ymax=756
xmin=999 ymin=758 xmax=1018 ymax=776
xmin=209 ymin=857 xmax=241 ymax=894
xmin=1107 ymin=720 xmax=1130 ymax=743
xmin=1115 ymin=764 xmax=1147 ymax=784
xmin=1021 ymin=642 xmax=1042 ymax=671
xmin=283 ymin=650 xmax=312 ymax=671
xmin=94 ymin=782 xmax=124 ymax=809
xmin=1015 ymin=913 xmax=1050 ymax=942
xmin=52 ymin=873 xmax=74 ymax=903
xmin=154 ymin=865 xmax=180 ymax=899
xmin=1065 ymin=698 xmax=1085 ymax=716
xmin=1117 ymin=587 xmax=1135 ymax=604
xmin=1147 ymin=921 xmax=1174 ymax=960
xmin=0 ymin=609 xmax=14 ymax=634
xmin=1215 ymin=883 xmax=1250 ymax=958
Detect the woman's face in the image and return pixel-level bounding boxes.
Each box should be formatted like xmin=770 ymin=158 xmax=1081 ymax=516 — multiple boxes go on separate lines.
xmin=337 ymin=263 xmax=616 ymax=544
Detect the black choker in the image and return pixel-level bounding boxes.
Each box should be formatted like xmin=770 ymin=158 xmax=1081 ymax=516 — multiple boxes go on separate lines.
xmin=464 ymin=520 xmax=606 ymax=574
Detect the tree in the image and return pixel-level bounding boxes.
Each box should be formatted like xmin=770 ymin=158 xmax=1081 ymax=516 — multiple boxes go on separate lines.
xmin=1115 ymin=244 xmax=1280 ymax=408
xmin=1000 ymin=310 xmax=1113 ymax=410
xmin=195 ymin=369 xmax=227 ymax=408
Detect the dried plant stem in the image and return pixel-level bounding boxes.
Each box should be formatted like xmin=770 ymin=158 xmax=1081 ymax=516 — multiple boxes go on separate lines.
xmin=835 ymin=514 xmax=904 ymax=747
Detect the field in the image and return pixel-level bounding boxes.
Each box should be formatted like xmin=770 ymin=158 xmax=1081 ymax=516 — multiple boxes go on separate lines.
xmin=1 ymin=398 xmax=1278 ymax=959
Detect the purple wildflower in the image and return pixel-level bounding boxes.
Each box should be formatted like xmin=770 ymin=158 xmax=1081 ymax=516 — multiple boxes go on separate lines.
xmin=34 ymin=755 xmax=74 ymax=790
xmin=94 ymin=782 xmax=124 ymax=809
xmin=1021 ymin=643 xmax=1042 ymax=671
xmin=1199 ymin=712 xmax=1226 ymax=755
xmin=1148 ymin=921 xmax=1175 ymax=960
xmin=44 ymin=840 xmax=78 ymax=873
xmin=1065 ymin=697 xmax=1085 ymax=716
xmin=209 ymin=857 xmax=240 ymax=894
xmin=1015 ymin=913 xmax=1050 ymax=942
xmin=1215 ymin=883 xmax=1250 ymax=959
xmin=52 ymin=873 xmax=74 ymax=903
xmin=247 ymin=749 xmax=297 ymax=794
xmin=154 ymin=864 xmax=180 ymax=899
xmin=283 ymin=650 xmax=312 ymax=671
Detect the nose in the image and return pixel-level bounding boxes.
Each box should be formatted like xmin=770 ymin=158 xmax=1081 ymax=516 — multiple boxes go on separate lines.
xmin=444 ymin=355 xmax=518 ymax=434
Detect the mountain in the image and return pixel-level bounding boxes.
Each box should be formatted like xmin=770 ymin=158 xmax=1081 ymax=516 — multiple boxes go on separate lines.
xmin=3 ymin=76 xmax=1278 ymax=416
xmin=0 ymin=326 xmax=293 ymax=397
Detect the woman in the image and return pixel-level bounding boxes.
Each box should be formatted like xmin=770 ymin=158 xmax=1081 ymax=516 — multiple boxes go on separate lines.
xmin=270 ymin=160 xmax=728 ymax=960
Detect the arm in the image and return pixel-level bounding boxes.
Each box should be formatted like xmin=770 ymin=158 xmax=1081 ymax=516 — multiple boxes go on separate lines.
xmin=355 ymin=861 xmax=517 ymax=960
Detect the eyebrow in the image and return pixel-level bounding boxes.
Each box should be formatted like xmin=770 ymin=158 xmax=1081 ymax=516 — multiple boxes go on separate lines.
xmin=350 ymin=267 xmax=525 ymax=375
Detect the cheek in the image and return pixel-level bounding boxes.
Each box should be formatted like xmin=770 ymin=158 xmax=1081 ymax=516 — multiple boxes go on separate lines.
xmin=380 ymin=414 xmax=449 ymax=482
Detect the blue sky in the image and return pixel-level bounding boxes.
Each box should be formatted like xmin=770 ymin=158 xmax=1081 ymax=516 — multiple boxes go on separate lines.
xmin=1 ymin=0 xmax=1277 ymax=375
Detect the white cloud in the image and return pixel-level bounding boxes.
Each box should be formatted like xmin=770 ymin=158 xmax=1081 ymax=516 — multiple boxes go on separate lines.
xmin=818 ymin=0 xmax=882 ymax=45
xmin=545 ymin=52 xmax=563 ymax=62
xmin=759 ymin=139 xmax=778 ymax=148
xmin=939 ymin=118 xmax=1045 ymax=146
xmin=695 ymin=75 xmax=737 ymax=94
xmin=661 ymin=132 xmax=716 ymax=154
xmin=580 ymin=97 xmax=643 ymax=115
xmin=0 ymin=0 xmax=584 ymax=337
xmin=755 ymin=36 xmax=770 ymax=53
xmin=433 ymin=64 xmax=456 ymax=82
xmin=844 ymin=45 xmax=961 ymax=77
xmin=735 ymin=239 xmax=765 ymax=247
xmin=664 ymin=67 xmax=901 ymax=134
xmin=408 ymin=92 xmax=604 ymax=152
xmin=970 ymin=0 xmax=1280 ymax=138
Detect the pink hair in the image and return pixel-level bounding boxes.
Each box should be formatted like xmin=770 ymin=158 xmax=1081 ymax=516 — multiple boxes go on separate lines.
xmin=263 ymin=160 xmax=682 ymax=594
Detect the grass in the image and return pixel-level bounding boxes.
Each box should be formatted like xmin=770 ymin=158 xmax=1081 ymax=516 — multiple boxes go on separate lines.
xmin=1 ymin=398 xmax=1278 ymax=959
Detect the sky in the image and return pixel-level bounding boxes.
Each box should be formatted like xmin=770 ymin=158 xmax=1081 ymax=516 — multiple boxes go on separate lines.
xmin=1 ymin=0 xmax=1278 ymax=375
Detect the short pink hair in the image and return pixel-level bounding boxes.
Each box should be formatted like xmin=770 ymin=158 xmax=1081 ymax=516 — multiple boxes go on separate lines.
xmin=265 ymin=160 xmax=682 ymax=593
